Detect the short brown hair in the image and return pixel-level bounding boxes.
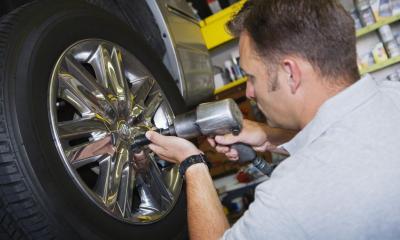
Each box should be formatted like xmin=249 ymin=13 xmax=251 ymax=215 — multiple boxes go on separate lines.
xmin=228 ymin=0 xmax=360 ymax=84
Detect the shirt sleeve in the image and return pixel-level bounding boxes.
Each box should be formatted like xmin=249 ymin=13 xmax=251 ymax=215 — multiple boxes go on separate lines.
xmin=221 ymin=181 xmax=307 ymax=240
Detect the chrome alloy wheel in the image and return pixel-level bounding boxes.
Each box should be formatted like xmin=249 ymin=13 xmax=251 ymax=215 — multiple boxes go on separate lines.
xmin=48 ymin=39 xmax=182 ymax=224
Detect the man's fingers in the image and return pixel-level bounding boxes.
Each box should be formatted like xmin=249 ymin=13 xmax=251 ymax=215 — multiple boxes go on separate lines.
xmin=214 ymin=134 xmax=239 ymax=145
xmin=227 ymin=148 xmax=239 ymax=157
xmin=226 ymin=152 xmax=239 ymax=161
xmin=226 ymin=153 xmax=239 ymax=161
xmin=207 ymin=137 xmax=216 ymax=148
xmin=148 ymin=143 xmax=168 ymax=157
xmin=146 ymin=131 xmax=169 ymax=145
xmin=215 ymin=145 xmax=230 ymax=154
xmin=226 ymin=148 xmax=239 ymax=160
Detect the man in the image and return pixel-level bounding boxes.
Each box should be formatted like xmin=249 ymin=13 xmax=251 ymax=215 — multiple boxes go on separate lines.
xmin=145 ymin=0 xmax=400 ymax=239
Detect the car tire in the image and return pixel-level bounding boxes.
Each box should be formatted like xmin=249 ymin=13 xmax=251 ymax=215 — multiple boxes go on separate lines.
xmin=0 ymin=0 xmax=187 ymax=239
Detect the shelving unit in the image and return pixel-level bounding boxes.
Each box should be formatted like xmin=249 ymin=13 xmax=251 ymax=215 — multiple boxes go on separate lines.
xmin=356 ymin=14 xmax=400 ymax=37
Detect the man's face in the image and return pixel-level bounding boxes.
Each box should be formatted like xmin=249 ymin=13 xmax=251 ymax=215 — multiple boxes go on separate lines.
xmin=239 ymin=33 xmax=296 ymax=129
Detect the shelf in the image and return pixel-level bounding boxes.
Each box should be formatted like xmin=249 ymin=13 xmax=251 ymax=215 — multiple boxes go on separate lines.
xmin=360 ymin=55 xmax=400 ymax=74
xmin=214 ymin=77 xmax=247 ymax=95
xmin=356 ymin=14 xmax=400 ymax=37
xmin=200 ymin=0 xmax=246 ymax=49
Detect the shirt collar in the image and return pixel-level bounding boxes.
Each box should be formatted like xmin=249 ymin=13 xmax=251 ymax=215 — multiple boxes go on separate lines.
xmin=280 ymin=74 xmax=379 ymax=155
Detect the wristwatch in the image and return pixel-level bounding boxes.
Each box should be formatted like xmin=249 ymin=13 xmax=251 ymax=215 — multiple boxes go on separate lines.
xmin=179 ymin=154 xmax=209 ymax=177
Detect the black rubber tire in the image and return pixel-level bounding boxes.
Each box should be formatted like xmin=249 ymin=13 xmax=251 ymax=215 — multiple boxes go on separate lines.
xmin=0 ymin=0 xmax=187 ymax=239
xmin=84 ymin=0 xmax=167 ymax=60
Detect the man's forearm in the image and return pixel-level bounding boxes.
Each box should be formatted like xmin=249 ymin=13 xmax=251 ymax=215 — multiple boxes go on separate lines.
xmin=185 ymin=164 xmax=230 ymax=240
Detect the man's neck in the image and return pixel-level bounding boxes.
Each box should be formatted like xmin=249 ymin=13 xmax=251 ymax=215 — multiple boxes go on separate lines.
xmin=299 ymin=79 xmax=350 ymax=129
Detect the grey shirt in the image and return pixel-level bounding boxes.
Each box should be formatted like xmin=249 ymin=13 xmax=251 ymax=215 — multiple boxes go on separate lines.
xmin=222 ymin=75 xmax=400 ymax=240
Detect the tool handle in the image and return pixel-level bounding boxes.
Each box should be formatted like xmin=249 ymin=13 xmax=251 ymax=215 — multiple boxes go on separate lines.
xmin=231 ymin=143 xmax=275 ymax=176
xmin=231 ymin=143 xmax=257 ymax=163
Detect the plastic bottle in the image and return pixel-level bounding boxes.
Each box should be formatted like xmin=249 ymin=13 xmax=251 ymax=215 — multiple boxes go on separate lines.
xmin=393 ymin=0 xmax=400 ymax=15
xmin=350 ymin=9 xmax=363 ymax=29
xmin=379 ymin=0 xmax=392 ymax=17
xmin=207 ymin=0 xmax=222 ymax=14
xmin=224 ymin=60 xmax=236 ymax=81
xmin=379 ymin=25 xmax=394 ymax=42
xmin=354 ymin=0 xmax=376 ymax=26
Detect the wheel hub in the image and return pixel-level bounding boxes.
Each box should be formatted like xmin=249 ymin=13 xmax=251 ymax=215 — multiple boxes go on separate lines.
xmin=116 ymin=121 xmax=134 ymax=141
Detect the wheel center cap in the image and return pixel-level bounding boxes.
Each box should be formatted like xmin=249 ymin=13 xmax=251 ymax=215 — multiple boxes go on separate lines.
xmin=117 ymin=121 xmax=131 ymax=139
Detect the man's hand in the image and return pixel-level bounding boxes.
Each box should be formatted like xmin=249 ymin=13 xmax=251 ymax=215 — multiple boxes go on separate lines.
xmin=208 ymin=119 xmax=282 ymax=161
xmin=146 ymin=131 xmax=203 ymax=163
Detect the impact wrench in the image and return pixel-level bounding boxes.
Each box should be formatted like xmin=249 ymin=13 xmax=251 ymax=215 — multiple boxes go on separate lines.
xmin=131 ymin=99 xmax=279 ymax=176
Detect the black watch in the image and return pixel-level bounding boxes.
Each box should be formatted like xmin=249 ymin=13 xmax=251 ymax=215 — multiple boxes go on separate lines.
xmin=179 ymin=154 xmax=209 ymax=177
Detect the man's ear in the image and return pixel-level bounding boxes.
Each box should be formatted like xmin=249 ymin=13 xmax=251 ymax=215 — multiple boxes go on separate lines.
xmin=282 ymin=59 xmax=301 ymax=94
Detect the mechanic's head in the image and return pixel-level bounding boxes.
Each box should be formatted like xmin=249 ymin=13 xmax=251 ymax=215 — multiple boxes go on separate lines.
xmin=228 ymin=0 xmax=359 ymax=129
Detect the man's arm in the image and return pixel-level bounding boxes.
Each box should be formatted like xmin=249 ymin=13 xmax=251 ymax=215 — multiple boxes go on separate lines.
xmin=186 ymin=164 xmax=229 ymax=240
xmin=145 ymin=131 xmax=229 ymax=239
xmin=208 ymin=119 xmax=296 ymax=160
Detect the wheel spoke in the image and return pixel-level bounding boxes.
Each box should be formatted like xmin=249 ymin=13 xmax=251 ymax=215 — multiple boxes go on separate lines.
xmin=117 ymin=164 xmax=135 ymax=217
xmin=60 ymin=88 xmax=93 ymax=118
xmin=153 ymin=101 xmax=174 ymax=129
xmin=94 ymin=155 xmax=112 ymax=200
xmin=58 ymin=73 xmax=113 ymax=123
xmin=57 ymin=118 xmax=108 ymax=140
xmin=128 ymin=77 xmax=156 ymax=123
xmin=88 ymin=44 xmax=132 ymax=118
xmin=105 ymin=144 xmax=130 ymax=207
xmin=110 ymin=47 xmax=132 ymax=105
xmin=143 ymin=92 xmax=163 ymax=121
xmin=147 ymin=154 xmax=174 ymax=203
xmin=134 ymin=152 xmax=173 ymax=217
xmin=64 ymin=54 xmax=117 ymax=122
xmin=65 ymin=135 xmax=114 ymax=168
xmin=88 ymin=44 xmax=111 ymax=89
xmin=133 ymin=77 xmax=155 ymax=106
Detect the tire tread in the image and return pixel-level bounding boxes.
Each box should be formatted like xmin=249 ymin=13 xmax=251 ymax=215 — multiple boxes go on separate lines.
xmin=0 ymin=2 xmax=55 ymax=239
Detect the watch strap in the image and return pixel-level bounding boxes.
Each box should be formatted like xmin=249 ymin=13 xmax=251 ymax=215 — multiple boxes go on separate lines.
xmin=179 ymin=154 xmax=209 ymax=177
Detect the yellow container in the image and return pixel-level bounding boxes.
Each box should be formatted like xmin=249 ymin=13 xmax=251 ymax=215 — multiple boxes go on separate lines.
xmin=200 ymin=0 xmax=247 ymax=49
